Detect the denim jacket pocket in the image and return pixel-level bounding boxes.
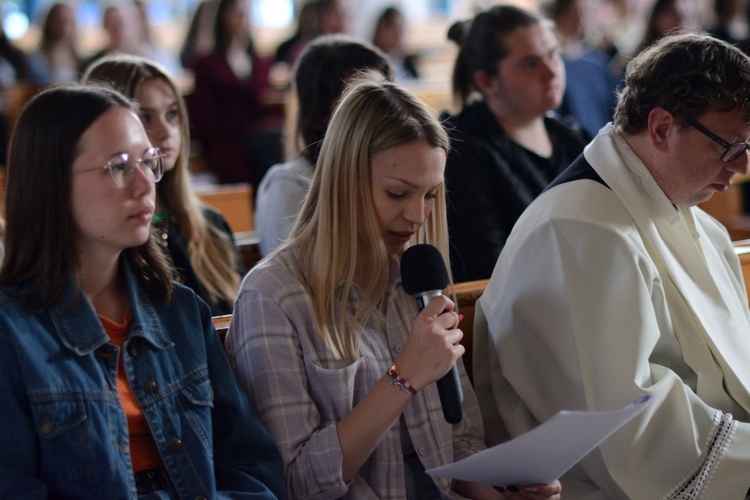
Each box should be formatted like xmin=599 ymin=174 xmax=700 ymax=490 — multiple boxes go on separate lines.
xmin=30 ymin=398 xmax=89 ymax=487
xmin=177 ymin=378 xmax=214 ymax=453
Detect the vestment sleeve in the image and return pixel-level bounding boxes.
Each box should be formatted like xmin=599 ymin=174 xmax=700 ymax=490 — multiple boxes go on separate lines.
xmin=475 ymin=217 xmax=750 ymax=498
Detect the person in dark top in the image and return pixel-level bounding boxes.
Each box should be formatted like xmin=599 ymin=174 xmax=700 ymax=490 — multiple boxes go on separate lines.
xmin=83 ymin=54 xmax=242 ymax=315
xmin=443 ymin=5 xmax=588 ymax=282
xmin=372 ymin=6 xmax=420 ymax=82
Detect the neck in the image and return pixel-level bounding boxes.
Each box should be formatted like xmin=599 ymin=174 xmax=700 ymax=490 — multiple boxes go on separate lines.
xmin=498 ymin=112 xmax=552 ymax=157
xmin=79 ymin=250 xmax=129 ymax=322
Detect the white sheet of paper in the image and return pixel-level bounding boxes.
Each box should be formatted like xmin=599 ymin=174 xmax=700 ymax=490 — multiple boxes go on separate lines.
xmin=426 ymin=396 xmax=651 ymax=486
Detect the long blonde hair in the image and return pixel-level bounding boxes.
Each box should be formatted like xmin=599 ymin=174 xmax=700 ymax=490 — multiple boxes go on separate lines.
xmin=82 ymin=54 xmax=240 ymax=305
xmin=285 ymin=79 xmax=450 ymax=363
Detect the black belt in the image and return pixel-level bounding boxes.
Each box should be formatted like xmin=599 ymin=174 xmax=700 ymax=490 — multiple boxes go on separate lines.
xmin=134 ymin=467 xmax=173 ymax=494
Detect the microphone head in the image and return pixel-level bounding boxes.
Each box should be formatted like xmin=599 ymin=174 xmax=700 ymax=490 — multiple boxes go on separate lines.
xmin=400 ymin=244 xmax=450 ymax=295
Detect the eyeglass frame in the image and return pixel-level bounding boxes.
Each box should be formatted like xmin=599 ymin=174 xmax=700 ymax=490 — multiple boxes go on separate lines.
xmin=74 ymin=147 xmax=165 ymax=189
xmin=684 ymin=116 xmax=750 ymax=163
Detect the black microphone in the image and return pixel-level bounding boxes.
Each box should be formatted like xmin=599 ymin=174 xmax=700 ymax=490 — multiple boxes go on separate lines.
xmin=400 ymin=244 xmax=463 ymax=424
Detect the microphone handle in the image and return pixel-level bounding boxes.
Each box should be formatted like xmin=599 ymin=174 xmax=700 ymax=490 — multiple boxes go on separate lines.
xmin=437 ymin=366 xmax=463 ymax=424
xmin=415 ymin=290 xmax=463 ymax=424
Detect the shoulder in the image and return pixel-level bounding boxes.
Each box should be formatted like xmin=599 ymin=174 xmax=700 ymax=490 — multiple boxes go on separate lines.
xmin=444 ymin=101 xmax=493 ymax=134
xmin=545 ymin=113 xmax=590 ymax=143
xmin=257 ymin=157 xmax=313 ymax=193
xmin=149 ymin=282 xmax=214 ymax=335
xmin=239 ymin=247 xmax=306 ymax=300
xmin=0 ymin=287 xmax=34 ymax=340
xmin=199 ymin=205 xmax=234 ymax=236
xmin=513 ymin=179 xmax=636 ymax=247
xmin=193 ymin=53 xmax=229 ymax=76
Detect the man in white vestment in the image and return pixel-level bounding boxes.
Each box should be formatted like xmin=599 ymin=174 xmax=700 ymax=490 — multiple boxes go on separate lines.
xmin=473 ymin=32 xmax=750 ymax=499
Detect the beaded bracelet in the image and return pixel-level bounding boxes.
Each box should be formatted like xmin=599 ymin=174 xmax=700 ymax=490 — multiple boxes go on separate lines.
xmin=387 ymin=364 xmax=417 ymax=396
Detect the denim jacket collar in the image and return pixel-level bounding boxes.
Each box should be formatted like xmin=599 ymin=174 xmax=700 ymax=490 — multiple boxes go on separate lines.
xmin=52 ymin=258 xmax=174 ymax=356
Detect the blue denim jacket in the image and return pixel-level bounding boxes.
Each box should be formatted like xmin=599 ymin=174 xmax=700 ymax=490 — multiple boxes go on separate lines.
xmin=0 ymin=263 xmax=285 ymax=499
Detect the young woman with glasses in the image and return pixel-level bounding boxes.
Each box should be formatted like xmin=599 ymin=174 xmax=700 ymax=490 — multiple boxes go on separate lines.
xmin=0 ymin=84 xmax=285 ymax=498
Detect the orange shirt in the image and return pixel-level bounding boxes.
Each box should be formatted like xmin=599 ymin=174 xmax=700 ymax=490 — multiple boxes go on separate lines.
xmin=100 ymin=312 xmax=164 ymax=472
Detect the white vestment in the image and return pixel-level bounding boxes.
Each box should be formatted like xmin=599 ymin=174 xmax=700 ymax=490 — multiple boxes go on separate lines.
xmin=473 ymin=124 xmax=750 ymax=499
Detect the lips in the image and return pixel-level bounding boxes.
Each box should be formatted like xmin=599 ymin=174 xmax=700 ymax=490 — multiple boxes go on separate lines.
xmin=130 ymin=205 xmax=155 ymax=222
xmin=389 ymin=231 xmax=414 ymax=243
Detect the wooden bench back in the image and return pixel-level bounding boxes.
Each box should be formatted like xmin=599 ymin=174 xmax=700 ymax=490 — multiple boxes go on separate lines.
xmin=454 ymin=279 xmax=489 ymax=384
xmin=195 ymin=183 xmax=254 ymax=233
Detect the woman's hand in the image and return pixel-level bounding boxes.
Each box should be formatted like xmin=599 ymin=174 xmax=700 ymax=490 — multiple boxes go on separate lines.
xmin=497 ymin=481 xmax=562 ymax=499
xmin=394 ymin=295 xmax=464 ymax=391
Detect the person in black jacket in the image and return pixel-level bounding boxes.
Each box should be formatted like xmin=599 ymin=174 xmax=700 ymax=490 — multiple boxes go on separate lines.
xmin=444 ymin=5 xmax=588 ymax=282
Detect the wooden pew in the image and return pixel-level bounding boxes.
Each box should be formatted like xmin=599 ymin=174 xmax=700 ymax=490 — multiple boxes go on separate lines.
xmin=213 ymin=314 xmax=232 ymax=344
xmin=234 ymin=230 xmax=262 ymax=273
xmin=195 ymin=183 xmax=254 ymax=233
xmin=454 ymin=279 xmax=489 ymax=385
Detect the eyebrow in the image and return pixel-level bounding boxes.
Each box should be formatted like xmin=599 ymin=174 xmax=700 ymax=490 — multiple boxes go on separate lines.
xmin=385 ymin=176 xmax=444 ymax=190
xmin=140 ymin=101 xmax=179 ymax=112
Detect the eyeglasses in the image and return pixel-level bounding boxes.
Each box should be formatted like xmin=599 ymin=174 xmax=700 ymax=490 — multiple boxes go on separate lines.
xmin=685 ymin=116 xmax=750 ymax=163
xmin=75 ymin=147 xmax=165 ymax=189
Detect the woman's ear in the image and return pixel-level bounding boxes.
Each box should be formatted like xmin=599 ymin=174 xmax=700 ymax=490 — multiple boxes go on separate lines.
xmin=472 ymin=69 xmax=499 ymax=96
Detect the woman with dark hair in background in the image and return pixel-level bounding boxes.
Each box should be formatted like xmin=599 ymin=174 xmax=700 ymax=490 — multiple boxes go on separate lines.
xmin=273 ymin=0 xmax=320 ymax=66
xmin=372 ymin=5 xmax=420 ymax=81
xmin=255 ymin=34 xmax=392 ymax=256
xmin=180 ymin=0 xmax=218 ymax=71
xmin=444 ymin=4 xmax=588 ymax=282
xmin=633 ymin=0 xmax=692 ymax=55
xmin=189 ymin=0 xmax=284 ymax=185
xmin=29 ymin=2 xmax=80 ymax=85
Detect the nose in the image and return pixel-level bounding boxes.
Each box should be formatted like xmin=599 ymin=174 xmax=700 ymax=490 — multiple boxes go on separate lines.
xmin=404 ymin=198 xmax=427 ymax=226
xmin=130 ymin=161 xmax=156 ymax=196
xmin=541 ymin=57 xmax=558 ymax=81
xmin=727 ymin=152 xmax=749 ymax=176
xmin=148 ymin=116 xmax=170 ymax=143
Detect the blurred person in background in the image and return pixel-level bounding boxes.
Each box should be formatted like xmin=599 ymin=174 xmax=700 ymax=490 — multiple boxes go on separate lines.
xmin=180 ymin=0 xmax=219 ymax=71
xmin=80 ymin=3 xmax=141 ymax=73
xmin=189 ymin=0 xmax=284 ymax=186
xmin=255 ymin=34 xmax=392 ymax=257
xmin=372 ymin=5 xmax=420 ymax=82
xmin=29 ymin=2 xmax=80 ymax=85
xmin=541 ymin=0 xmax=616 ymax=137
xmin=443 ymin=4 xmax=588 ymax=282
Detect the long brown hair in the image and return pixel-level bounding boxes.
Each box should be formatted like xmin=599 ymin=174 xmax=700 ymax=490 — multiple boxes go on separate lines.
xmin=0 ymin=83 xmax=173 ymax=310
